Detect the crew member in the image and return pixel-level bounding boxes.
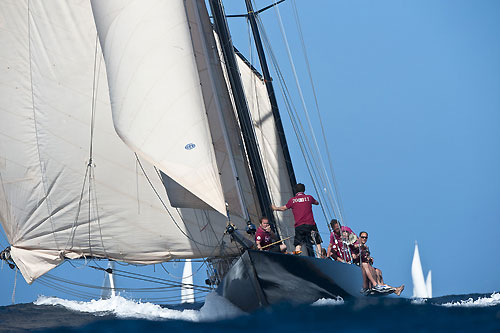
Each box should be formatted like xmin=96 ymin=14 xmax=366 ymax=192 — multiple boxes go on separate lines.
xmin=255 ymin=217 xmax=286 ymax=252
xmin=271 ymin=183 xmax=322 ymax=257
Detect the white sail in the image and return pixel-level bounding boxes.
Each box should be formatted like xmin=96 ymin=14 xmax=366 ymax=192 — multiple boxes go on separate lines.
xmin=236 ymin=55 xmax=295 ymax=242
xmin=90 ymin=0 xmax=226 ymax=215
xmin=181 ymin=259 xmax=195 ymax=304
xmin=411 ymin=242 xmax=428 ymax=298
xmin=0 ymin=0 xmax=246 ymax=284
xmin=425 ymin=270 xmax=433 ymax=298
xmin=101 ymin=261 xmax=116 ymax=299
xmin=184 ymin=0 xmax=260 ymax=220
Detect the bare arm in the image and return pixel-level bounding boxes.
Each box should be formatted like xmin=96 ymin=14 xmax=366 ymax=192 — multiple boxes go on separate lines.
xmin=271 ymin=204 xmax=287 ymax=211
xmin=326 ymin=243 xmax=333 ymax=257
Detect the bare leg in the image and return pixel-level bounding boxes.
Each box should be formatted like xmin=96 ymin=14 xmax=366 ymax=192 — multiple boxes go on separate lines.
xmin=375 ymin=268 xmax=384 ymax=285
xmin=361 ymin=266 xmax=369 ymax=289
xmin=315 ymin=244 xmax=322 ymax=258
xmin=361 ymin=262 xmax=378 ymax=288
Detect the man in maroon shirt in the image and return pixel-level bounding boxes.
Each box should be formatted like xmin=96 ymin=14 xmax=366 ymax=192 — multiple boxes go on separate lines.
xmin=327 ymin=219 xmax=351 ymax=262
xmin=255 ymin=217 xmax=286 ymax=252
xmin=271 ymin=183 xmax=322 ymax=256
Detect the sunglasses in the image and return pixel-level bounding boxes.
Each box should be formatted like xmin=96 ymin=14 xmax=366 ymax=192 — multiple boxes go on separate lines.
xmin=360 ymin=236 xmax=368 ymax=239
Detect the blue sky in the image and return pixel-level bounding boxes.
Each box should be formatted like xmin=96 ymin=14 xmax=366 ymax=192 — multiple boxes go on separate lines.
xmin=1 ymin=0 xmax=499 ymax=305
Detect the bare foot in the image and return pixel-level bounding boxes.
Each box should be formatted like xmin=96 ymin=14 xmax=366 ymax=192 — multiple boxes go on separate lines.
xmin=395 ymin=284 xmax=405 ymax=296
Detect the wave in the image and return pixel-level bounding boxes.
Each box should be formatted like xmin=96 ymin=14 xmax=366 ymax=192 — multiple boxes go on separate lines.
xmin=34 ymin=292 xmax=245 ymax=321
xmin=311 ymin=297 xmax=344 ymax=306
xmin=440 ymin=292 xmax=500 ymax=308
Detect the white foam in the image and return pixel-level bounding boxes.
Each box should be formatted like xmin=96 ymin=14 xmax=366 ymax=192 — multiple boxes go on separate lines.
xmin=312 ymin=297 xmax=344 ymax=306
xmin=34 ymin=292 xmax=245 ymax=321
xmin=411 ymin=298 xmax=427 ymax=305
xmin=440 ymin=292 xmax=500 ymax=308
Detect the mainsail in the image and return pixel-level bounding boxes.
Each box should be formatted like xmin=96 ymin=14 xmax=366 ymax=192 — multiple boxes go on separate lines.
xmin=0 ymin=0 xmax=257 ymax=284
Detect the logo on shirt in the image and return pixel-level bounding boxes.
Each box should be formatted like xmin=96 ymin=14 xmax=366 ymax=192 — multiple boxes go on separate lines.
xmin=257 ymin=236 xmax=261 ymax=240
xmin=292 ymin=197 xmax=310 ymax=204
xmin=185 ymin=143 xmax=196 ymax=150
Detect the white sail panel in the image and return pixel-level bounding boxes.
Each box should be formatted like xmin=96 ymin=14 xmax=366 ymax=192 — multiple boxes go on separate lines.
xmin=236 ymin=56 xmax=295 ymax=241
xmin=181 ymin=259 xmax=195 ymax=303
xmin=0 ymin=0 xmax=242 ymax=284
xmin=425 ymin=270 xmax=432 ymax=298
xmin=411 ymin=242 xmax=428 ymax=298
xmin=185 ymin=1 xmax=260 ymax=221
xmin=90 ymin=0 xmax=226 ymax=215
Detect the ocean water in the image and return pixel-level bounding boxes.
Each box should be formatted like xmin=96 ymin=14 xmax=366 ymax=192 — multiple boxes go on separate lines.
xmin=0 ymin=292 xmax=499 ymax=332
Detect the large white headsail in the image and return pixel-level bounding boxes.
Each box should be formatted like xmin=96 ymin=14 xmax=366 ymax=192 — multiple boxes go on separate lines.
xmin=0 ymin=0 xmax=240 ymax=284
xmin=90 ymin=0 xmax=226 ymax=215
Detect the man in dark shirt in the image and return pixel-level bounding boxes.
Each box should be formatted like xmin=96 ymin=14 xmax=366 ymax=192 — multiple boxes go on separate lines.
xmin=255 ymin=217 xmax=286 ymax=252
xmin=271 ymin=183 xmax=322 ymax=256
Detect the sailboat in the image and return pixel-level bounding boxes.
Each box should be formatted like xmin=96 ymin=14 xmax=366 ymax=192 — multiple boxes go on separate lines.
xmin=411 ymin=242 xmax=432 ymax=298
xmin=0 ymin=0 xmax=390 ymax=311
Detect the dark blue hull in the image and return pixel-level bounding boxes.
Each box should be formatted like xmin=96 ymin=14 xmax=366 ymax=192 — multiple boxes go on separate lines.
xmin=217 ymin=250 xmax=363 ymax=312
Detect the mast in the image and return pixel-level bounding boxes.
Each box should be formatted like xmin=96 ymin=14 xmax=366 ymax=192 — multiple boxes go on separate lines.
xmin=209 ymin=0 xmax=276 ymax=228
xmin=244 ymin=0 xmax=297 ymax=190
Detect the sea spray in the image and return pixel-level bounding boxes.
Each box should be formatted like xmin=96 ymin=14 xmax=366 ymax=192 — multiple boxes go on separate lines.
xmin=34 ymin=292 xmax=244 ymax=321
xmin=440 ymin=292 xmax=500 ymax=308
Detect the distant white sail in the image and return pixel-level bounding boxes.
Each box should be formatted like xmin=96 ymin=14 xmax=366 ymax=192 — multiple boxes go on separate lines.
xmin=425 ymin=270 xmax=433 ymax=298
xmin=101 ymin=261 xmax=116 ymax=299
xmin=411 ymin=242 xmax=428 ymax=298
xmin=181 ymin=259 xmax=195 ymax=304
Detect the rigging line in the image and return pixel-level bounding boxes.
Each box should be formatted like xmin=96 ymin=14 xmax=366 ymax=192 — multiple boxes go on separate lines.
xmin=291 ymin=0 xmax=346 ymax=222
xmin=254 ymin=15 xmax=335 ymax=219
xmin=86 ymin=35 xmax=100 ymax=259
xmin=91 ymin=260 xmax=216 ymax=291
xmin=44 ymin=273 xmax=208 ymax=293
xmin=151 ymin=167 xmax=241 ymax=277
xmin=88 ymin=34 xmax=99 ymax=164
xmin=36 ymin=278 xmax=100 ymax=299
xmin=270 ymin=67 xmax=334 ymax=236
xmin=136 ymin=292 xmax=208 ymax=303
xmin=258 ymin=24 xmax=334 ymax=228
xmin=267 ymin=52 xmax=330 ymax=227
xmin=90 ymin=266 xmax=212 ymax=291
xmin=135 ymin=155 xmax=218 ymax=249
xmin=150 ymin=165 xmax=231 ymax=265
xmin=62 ymin=165 xmax=90 ymax=252
xmin=88 ymin=41 xmax=109 ymax=258
xmin=271 ymin=3 xmax=341 ymax=220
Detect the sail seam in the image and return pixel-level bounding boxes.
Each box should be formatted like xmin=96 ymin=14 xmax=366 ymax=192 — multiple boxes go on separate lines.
xmin=26 ymin=0 xmax=60 ymax=250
